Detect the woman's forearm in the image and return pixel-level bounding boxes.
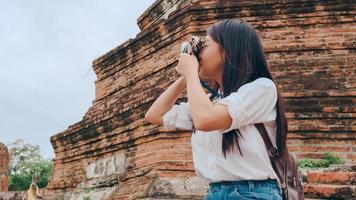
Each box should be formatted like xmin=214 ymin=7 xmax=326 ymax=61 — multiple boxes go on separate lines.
xmin=145 ymin=76 xmax=186 ymax=124
xmin=185 ymin=72 xmax=215 ymax=129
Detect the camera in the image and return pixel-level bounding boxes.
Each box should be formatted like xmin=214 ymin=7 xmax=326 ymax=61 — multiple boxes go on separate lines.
xmin=180 ymin=36 xmax=205 ymax=61
xmin=179 ymin=36 xmax=222 ymax=98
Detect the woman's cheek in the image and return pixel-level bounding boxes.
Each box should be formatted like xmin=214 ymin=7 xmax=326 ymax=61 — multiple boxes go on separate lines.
xmin=198 ymin=64 xmax=207 ymax=78
xmin=199 ymin=64 xmax=212 ymax=79
xmin=198 ymin=65 xmax=204 ymax=76
xmin=199 ymin=52 xmax=214 ymax=78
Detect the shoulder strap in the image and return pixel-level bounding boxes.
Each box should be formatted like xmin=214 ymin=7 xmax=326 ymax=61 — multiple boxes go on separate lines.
xmin=254 ymin=123 xmax=279 ymax=159
xmin=255 ymin=123 xmax=286 ymax=185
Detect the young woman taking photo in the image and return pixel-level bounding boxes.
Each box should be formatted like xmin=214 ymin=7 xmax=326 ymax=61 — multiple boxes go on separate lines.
xmin=145 ymin=19 xmax=286 ymax=200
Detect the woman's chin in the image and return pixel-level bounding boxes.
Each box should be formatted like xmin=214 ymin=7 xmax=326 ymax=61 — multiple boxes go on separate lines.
xmin=199 ymin=73 xmax=209 ymax=80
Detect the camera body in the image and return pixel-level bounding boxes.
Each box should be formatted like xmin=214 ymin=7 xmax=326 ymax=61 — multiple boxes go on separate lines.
xmin=180 ymin=36 xmax=205 ymax=61
xmin=179 ymin=36 xmax=222 ymax=98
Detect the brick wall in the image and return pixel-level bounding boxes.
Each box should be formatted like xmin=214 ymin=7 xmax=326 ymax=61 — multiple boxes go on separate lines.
xmin=47 ymin=0 xmax=356 ymax=199
xmin=0 ymin=142 xmax=9 ymax=192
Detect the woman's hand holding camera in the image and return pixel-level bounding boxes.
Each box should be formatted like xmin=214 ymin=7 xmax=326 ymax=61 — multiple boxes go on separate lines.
xmin=176 ymin=53 xmax=200 ymax=78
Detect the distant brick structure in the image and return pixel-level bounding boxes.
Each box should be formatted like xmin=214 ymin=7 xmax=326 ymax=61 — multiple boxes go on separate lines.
xmin=46 ymin=0 xmax=355 ymax=199
xmin=0 ymin=142 xmax=9 ymax=192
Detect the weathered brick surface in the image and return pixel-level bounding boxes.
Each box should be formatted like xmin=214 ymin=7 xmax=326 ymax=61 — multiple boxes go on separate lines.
xmin=303 ymin=164 xmax=356 ymax=199
xmin=0 ymin=142 xmax=9 ymax=192
xmin=0 ymin=191 xmax=26 ymax=200
xmin=46 ymin=0 xmax=356 ymax=199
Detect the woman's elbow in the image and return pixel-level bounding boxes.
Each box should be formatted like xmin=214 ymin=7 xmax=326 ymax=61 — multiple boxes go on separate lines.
xmin=195 ymin=123 xmax=213 ymax=132
xmin=194 ymin=116 xmax=214 ymax=132
xmin=144 ymin=111 xmax=163 ymax=126
xmin=144 ymin=111 xmax=154 ymax=123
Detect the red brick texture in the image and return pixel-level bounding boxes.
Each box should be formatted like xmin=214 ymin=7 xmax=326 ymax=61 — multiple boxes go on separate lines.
xmin=46 ymin=0 xmax=356 ymax=199
xmin=0 ymin=143 xmax=9 ymax=192
xmin=304 ymin=164 xmax=356 ymax=199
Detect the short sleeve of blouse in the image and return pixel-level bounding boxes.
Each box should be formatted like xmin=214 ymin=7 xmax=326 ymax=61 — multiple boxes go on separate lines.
xmin=162 ymin=101 xmax=193 ymax=130
xmin=215 ymin=78 xmax=278 ymax=133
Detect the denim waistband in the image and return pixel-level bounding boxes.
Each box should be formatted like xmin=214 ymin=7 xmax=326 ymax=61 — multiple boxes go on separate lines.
xmin=209 ymin=179 xmax=279 ymax=189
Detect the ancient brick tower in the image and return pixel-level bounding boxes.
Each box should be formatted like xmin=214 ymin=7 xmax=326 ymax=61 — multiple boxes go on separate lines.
xmin=46 ymin=0 xmax=355 ymax=199
xmin=0 ymin=142 xmax=9 ymax=192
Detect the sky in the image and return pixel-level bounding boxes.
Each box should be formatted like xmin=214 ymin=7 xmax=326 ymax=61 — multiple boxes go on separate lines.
xmin=0 ymin=0 xmax=156 ymax=159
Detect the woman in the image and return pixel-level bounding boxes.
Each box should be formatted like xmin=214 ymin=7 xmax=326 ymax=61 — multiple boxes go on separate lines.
xmin=145 ymin=19 xmax=286 ymax=200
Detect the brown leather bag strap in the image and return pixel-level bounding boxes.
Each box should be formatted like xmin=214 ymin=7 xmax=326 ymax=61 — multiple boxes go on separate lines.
xmin=255 ymin=123 xmax=279 ymax=159
xmin=255 ymin=123 xmax=287 ymax=189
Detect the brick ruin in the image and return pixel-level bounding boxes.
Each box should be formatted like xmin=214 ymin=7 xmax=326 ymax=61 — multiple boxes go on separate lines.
xmin=46 ymin=0 xmax=355 ymax=199
xmin=0 ymin=142 xmax=9 ymax=192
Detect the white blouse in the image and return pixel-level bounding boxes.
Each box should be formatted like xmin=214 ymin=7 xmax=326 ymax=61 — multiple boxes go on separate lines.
xmin=162 ymin=77 xmax=279 ymax=183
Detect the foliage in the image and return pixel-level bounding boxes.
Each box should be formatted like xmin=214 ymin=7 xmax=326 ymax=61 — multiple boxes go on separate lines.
xmin=297 ymin=152 xmax=345 ymax=169
xmin=7 ymin=139 xmax=53 ymax=191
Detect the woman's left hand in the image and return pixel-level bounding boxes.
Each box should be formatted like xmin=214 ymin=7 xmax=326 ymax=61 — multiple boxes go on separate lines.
xmin=176 ymin=53 xmax=199 ymax=77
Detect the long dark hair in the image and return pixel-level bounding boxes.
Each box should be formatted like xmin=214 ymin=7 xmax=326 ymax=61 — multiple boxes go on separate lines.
xmin=192 ymin=19 xmax=288 ymax=159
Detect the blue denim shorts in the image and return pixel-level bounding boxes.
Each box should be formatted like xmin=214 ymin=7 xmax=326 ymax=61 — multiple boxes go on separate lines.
xmin=204 ymin=179 xmax=283 ymax=200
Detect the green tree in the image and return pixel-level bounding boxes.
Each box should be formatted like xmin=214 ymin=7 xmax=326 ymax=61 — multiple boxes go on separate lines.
xmin=8 ymin=139 xmax=53 ymax=191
